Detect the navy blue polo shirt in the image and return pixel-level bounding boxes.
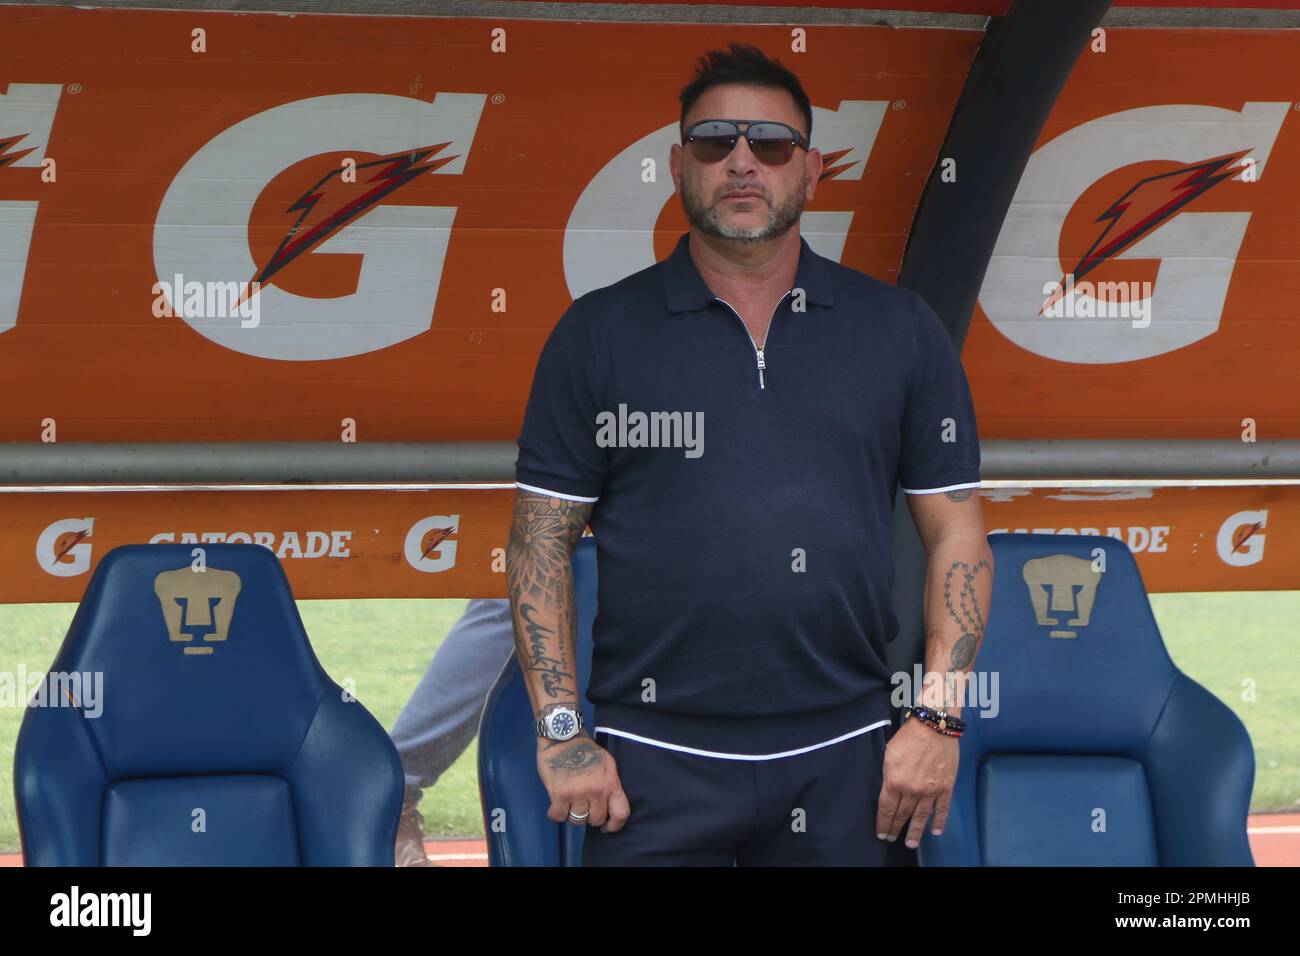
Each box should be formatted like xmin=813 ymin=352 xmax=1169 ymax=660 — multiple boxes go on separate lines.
xmin=515 ymin=232 xmax=981 ymax=755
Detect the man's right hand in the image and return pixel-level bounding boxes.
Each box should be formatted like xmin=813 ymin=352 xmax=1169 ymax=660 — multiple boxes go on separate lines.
xmin=537 ymin=734 xmax=630 ymax=833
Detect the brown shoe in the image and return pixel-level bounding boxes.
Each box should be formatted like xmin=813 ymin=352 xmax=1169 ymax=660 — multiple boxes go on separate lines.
xmin=395 ymin=796 xmax=437 ymax=867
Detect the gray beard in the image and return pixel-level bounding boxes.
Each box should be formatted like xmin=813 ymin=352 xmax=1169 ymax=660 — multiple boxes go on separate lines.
xmin=681 ymin=177 xmax=807 ymax=245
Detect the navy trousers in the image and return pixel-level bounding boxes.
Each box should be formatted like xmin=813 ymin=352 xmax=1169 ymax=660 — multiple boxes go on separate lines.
xmin=582 ymin=726 xmax=891 ymax=866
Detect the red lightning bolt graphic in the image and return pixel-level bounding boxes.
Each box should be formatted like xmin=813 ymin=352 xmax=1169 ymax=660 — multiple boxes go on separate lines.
xmin=0 ymin=134 xmax=38 ymax=168
xmin=233 ymin=144 xmax=458 ymax=310
xmin=1231 ymin=521 xmax=1265 ymax=554
xmin=817 ymin=147 xmax=859 ymax=181
xmin=54 ymin=528 xmax=89 ymax=563
xmin=1041 ymin=150 xmax=1250 ymax=315
xmin=421 ymin=526 xmax=454 ymax=561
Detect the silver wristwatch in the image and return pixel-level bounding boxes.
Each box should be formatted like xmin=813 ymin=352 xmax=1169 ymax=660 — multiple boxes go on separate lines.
xmin=535 ymin=705 xmax=583 ymax=741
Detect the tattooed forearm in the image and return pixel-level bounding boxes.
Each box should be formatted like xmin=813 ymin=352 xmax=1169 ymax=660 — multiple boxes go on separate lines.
xmin=943 ymin=558 xmax=991 ymax=669
xmin=507 ymin=489 xmax=593 ymax=712
xmin=519 ymin=602 xmax=573 ymax=699
xmin=544 ymin=738 xmax=604 ymax=772
xmin=950 ymin=634 xmax=978 ymax=671
xmin=507 ymin=491 xmax=591 ymax=608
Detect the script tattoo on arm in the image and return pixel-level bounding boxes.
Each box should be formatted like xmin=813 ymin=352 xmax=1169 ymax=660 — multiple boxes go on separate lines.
xmin=943 ymin=557 xmax=991 ymax=669
xmin=507 ymin=489 xmax=593 ymax=701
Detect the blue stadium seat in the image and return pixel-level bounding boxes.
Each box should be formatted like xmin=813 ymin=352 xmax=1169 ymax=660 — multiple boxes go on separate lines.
xmin=920 ymin=532 xmax=1255 ymax=866
xmin=478 ymin=535 xmax=597 ymax=866
xmin=479 ymin=531 xmax=1255 ymax=866
xmin=14 ymin=543 xmax=404 ymax=866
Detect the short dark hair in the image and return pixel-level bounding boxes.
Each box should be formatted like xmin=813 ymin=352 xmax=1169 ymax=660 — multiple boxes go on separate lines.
xmin=678 ymin=43 xmax=813 ymax=145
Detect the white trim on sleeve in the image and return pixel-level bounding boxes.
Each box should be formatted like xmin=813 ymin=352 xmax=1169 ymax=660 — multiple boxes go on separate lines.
xmin=514 ymin=480 xmax=599 ymax=503
xmin=900 ymin=480 xmax=982 ymax=495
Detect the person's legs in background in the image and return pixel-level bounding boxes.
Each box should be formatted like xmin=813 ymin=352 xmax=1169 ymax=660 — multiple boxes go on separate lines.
xmin=389 ymin=597 xmax=515 ymax=866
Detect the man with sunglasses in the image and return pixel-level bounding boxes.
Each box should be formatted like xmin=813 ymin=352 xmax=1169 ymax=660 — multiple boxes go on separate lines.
xmin=510 ymin=43 xmax=992 ymax=866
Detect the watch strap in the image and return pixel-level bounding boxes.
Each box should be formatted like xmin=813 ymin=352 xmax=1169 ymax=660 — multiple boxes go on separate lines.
xmin=536 ymin=707 xmax=584 ymax=740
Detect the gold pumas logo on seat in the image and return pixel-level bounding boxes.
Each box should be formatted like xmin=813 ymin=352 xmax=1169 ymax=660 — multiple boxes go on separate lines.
xmin=1022 ymin=554 xmax=1102 ymax=639
xmin=153 ymin=567 xmax=242 ymax=655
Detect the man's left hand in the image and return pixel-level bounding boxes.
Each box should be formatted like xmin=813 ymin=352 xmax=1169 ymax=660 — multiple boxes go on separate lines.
xmin=875 ymin=717 xmax=959 ymax=850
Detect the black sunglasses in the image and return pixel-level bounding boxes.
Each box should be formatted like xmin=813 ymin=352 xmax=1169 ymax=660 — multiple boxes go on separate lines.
xmin=681 ymin=118 xmax=811 ymax=166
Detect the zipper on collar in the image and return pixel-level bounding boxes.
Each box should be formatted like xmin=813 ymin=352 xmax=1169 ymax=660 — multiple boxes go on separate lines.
xmin=715 ymin=290 xmax=792 ymax=390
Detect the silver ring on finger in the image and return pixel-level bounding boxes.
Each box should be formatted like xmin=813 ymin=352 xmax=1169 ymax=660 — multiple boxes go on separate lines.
xmin=567 ymin=809 xmax=590 ymax=822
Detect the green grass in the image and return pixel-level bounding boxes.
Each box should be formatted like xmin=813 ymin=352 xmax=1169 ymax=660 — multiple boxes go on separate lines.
xmin=1148 ymin=591 xmax=1300 ymax=814
xmin=0 ymin=591 xmax=1296 ymax=854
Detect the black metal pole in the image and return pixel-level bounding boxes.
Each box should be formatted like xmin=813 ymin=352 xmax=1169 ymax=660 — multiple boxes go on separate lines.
xmin=887 ymin=0 xmax=1115 ymax=867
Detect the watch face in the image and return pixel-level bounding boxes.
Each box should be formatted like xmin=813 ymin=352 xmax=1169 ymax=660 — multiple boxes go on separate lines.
xmin=551 ymin=710 xmax=577 ymax=739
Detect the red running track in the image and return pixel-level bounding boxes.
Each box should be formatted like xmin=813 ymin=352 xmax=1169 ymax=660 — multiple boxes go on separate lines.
xmin=2 ymin=814 xmax=1296 ymax=867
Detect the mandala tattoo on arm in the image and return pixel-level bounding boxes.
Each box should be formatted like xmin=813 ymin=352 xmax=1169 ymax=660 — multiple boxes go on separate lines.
xmin=507 ymin=491 xmax=592 ymax=700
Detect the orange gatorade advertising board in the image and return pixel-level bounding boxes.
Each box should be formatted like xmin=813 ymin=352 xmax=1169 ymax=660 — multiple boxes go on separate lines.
xmin=1 ymin=6 xmax=1299 ymax=599
xmin=0 ymin=484 xmax=1293 ymax=602
xmin=969 ymin=29 xmax=1300 ymax=440
xmin=0 ymin=6 xmax=975 ymax=441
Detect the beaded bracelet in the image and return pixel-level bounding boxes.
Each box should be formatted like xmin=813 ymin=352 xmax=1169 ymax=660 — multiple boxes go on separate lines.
xmin=901 ymin=704 xmax=966 ymax=737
